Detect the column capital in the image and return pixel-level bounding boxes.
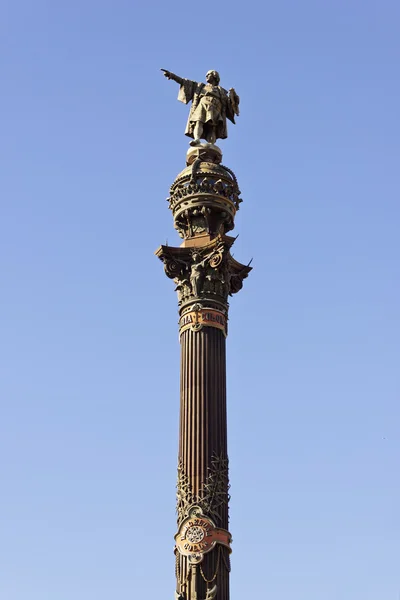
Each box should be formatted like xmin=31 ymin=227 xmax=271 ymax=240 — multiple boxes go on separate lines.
xmin=155 ymin=235 xmax=251 ymax=318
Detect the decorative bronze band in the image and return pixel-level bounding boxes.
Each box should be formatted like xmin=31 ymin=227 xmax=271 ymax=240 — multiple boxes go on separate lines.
xmin=175 ymin=511 xmax=232 ymax=563
xmin=179 ymin=308 xmax=227 ymax=337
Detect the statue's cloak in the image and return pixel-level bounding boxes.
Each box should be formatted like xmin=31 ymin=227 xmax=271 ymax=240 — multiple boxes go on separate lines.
xmin=178 ymin=79 xmax=236 ymax=140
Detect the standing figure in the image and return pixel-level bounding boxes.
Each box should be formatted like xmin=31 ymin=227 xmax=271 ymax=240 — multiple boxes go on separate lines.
xmin=162 ymin=69 xmax=240 ymax=146
xmin=190 ymin=253 xmax=208 ymax=297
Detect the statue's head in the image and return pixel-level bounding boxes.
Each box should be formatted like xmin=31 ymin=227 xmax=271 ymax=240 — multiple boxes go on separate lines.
xmin=206 ymin=70 xmax=220 ymax=85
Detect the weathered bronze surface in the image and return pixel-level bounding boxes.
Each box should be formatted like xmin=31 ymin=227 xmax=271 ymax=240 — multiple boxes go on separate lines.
xmin=156 ymin=79 xmax=250 ymax=600
xmin=156 ymin=235 xmax=251 ymax=312
xmin=161 ymin=69 xmax=240 ymax=145
xmin=167 ymin=160 xmax=242 ymax=240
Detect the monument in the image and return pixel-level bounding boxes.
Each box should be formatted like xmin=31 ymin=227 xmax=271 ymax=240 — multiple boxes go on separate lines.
xmin=156 ymin=69 xmax=251 ymax=600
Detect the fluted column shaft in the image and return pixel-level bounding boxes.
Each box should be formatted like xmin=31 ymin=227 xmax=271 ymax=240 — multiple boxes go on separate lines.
xmin=178 ymin=327 xmax=230 ymax=600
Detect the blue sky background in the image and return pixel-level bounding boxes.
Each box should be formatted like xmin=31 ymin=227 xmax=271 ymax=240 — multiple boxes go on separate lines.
xmin=1 ymin=1 xmax=399 ymax=599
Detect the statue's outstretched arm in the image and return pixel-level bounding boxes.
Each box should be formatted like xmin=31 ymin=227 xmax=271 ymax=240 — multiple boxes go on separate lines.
xmin=161 ymin=69 xmax=183 ymax=85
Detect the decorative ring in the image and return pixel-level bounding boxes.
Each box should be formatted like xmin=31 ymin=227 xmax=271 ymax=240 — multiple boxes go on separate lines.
xmin=164 ymin=259 xmax=180 ymax=278
xmin=209 ymin=253 xmax=223 ymax=268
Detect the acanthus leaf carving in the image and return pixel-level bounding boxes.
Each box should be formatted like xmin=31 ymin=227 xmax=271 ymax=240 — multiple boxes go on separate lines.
xmin=157 ymin=240 xmax=251 ymax=305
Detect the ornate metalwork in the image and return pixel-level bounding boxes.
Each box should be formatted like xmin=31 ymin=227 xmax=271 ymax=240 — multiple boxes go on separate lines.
xmin=175 ymin=507 xmax=231 ymax=563
xmin=177 ymin=461 xmax=196 ymax=524
xmin=177 ymin=454 xmax=230 ymax=527
xmin=186 ymin=526 xmax=205 ymax=544
xmin=179 ymin=307 xmax=227 ymax=337
xmin=168 ymin=162 xmax=242 ymax=239
xmin=156 ymin=237 xmax=251 ymax=309
xmin=200 ymin=454 xmax=230 ymax=525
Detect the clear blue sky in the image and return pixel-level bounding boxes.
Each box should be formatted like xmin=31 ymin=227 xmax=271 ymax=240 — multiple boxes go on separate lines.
xmin=1 ymin=1 xmax=399 ymax=599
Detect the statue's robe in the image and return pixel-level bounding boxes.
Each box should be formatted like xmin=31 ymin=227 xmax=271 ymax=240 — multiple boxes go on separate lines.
xmin=178 ymin=79 xmax=236 ymax=140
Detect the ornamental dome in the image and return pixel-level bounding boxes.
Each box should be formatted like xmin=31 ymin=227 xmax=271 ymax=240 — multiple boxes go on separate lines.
xmin=168 ymin=148 xmax=242 ymax=240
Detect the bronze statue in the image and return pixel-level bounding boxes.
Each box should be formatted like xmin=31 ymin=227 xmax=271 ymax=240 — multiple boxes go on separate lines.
xmin=190 ymin=252 xmax=208 ymax=297
xmin=161 ymin=69 xmax=240 ymax=146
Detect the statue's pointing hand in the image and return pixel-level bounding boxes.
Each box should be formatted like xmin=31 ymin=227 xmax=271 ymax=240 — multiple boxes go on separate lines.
xmin=161 ymin=68 xmax=238 ymax=142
